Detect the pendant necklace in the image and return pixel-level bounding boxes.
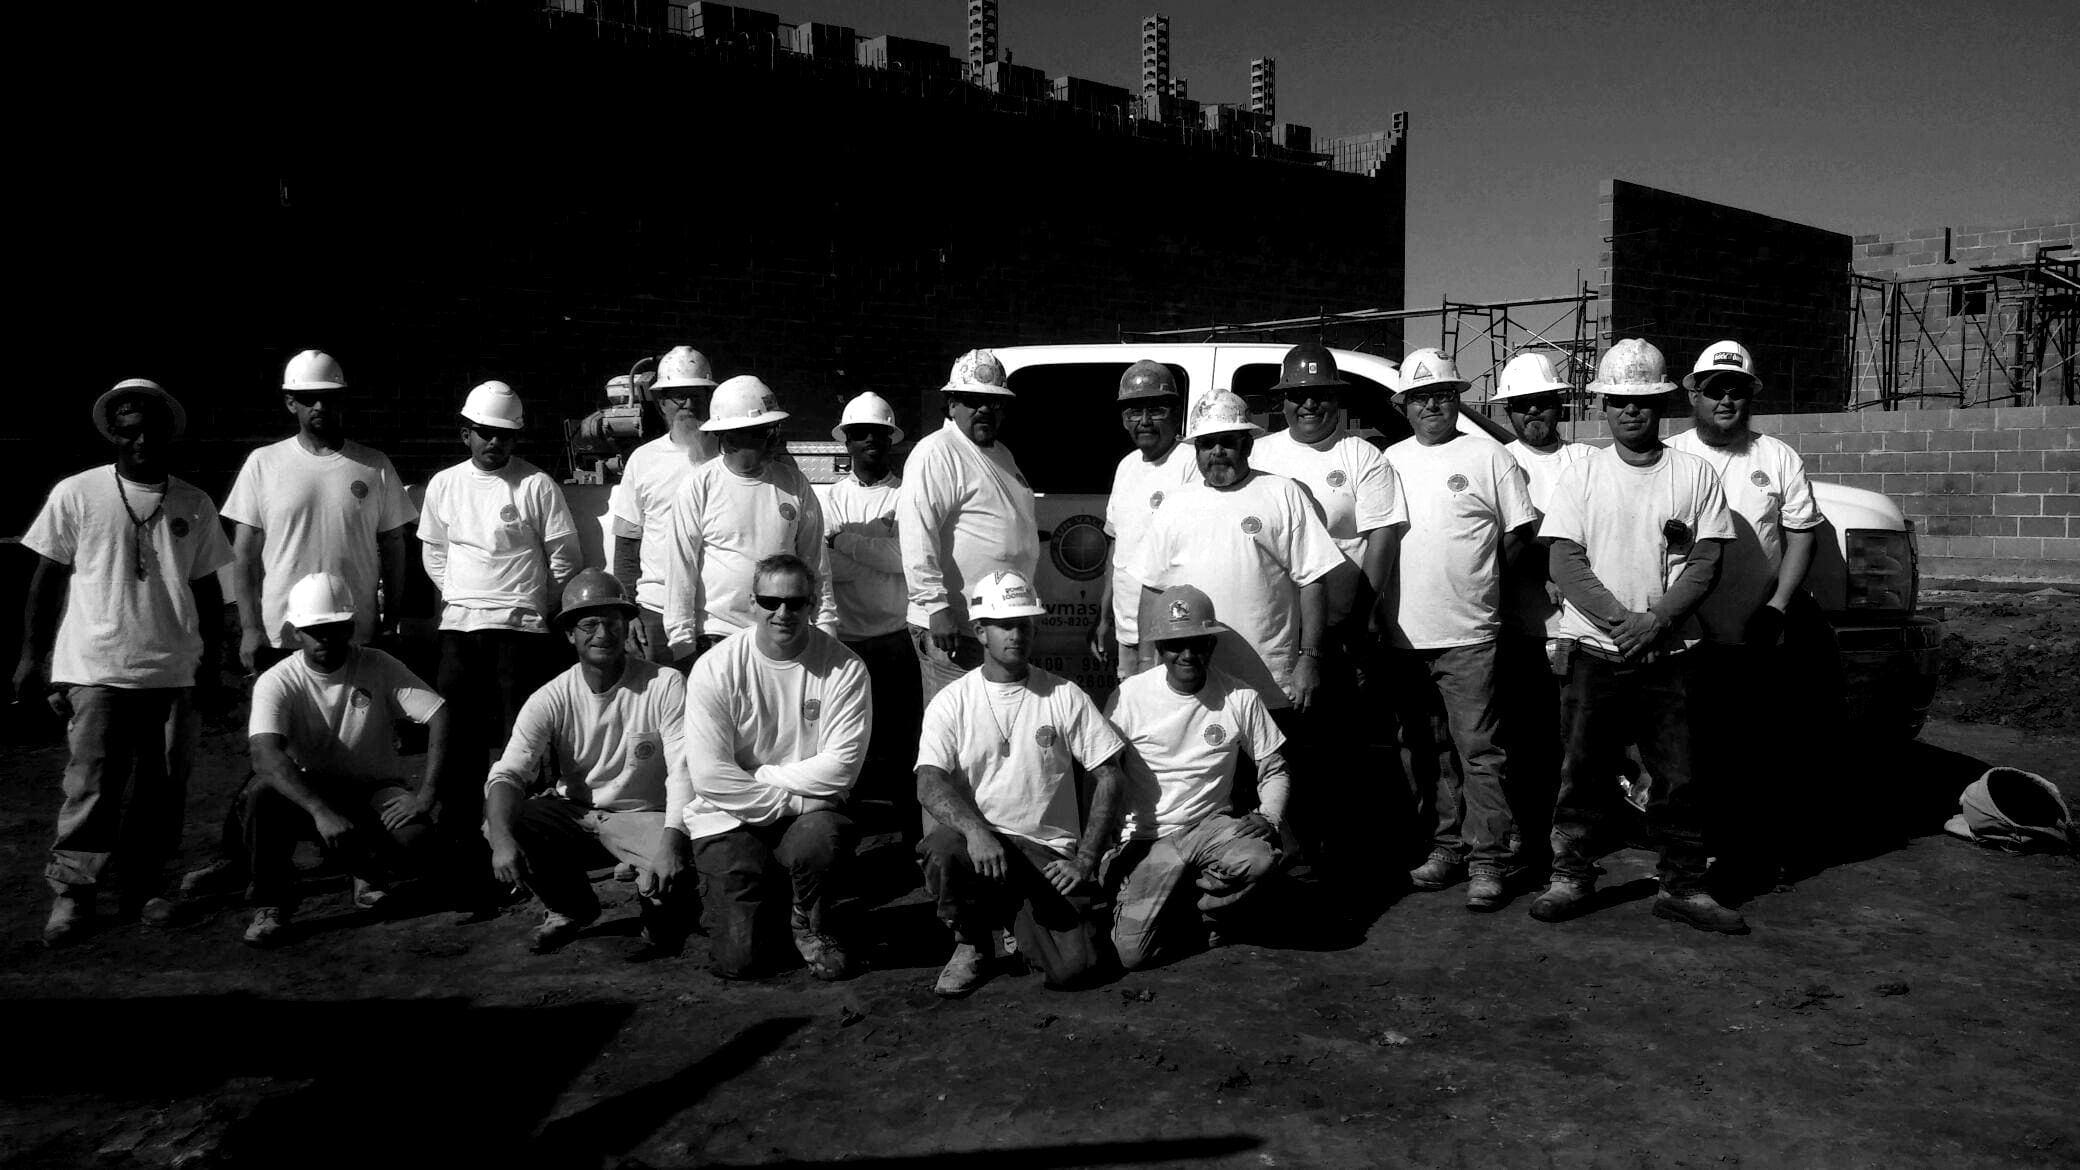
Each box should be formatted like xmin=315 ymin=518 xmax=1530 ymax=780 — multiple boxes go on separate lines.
xmin=986 ymin=684 xmax=1027 ymax=757
xmin=114 ymin=467 xmax=166 ymax=581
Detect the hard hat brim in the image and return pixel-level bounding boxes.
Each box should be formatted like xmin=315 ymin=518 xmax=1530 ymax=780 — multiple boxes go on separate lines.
xmin=286 ymin=609 xmax=357 ymax=630
xmin=93 ymin=380 xmax=187 ymax=443
xmin=1392 ymin=381 xmax=1471 ymax=404
xmin=283 ymin=380 xmax=348 ymax=392
xmin=1588 ymin=380 xmax=1677 ymax=398
xmin=1184 ymin=419 xmax=1266 ymax=442
xmin=556 ymin=597 xmax=641 ymax=629
xmin=1150 ymin=620 xmax=1229 ymax=643
xmin=942 ymin=381 xmax=1017 ymax=398
xmin=652 ymin=376 xmax=719 ymax=390
xmin=1116 ymin=385 xmax=1183 ymax=404
xmin=830 ymin=421 xmax=905 ymax=445
xmin=1488 ymin=379 xmax=1572 ymax=402
xmin=1270 ymin=373 xmax=1350 ymax=393
xmin=971 ymin=602 xmax=1048 ymax=620
xmin=461 ymin=410 xmax=524 ymax=430
xmin=1681 ymin=369 xmax=1761 ymax=393
xmin=700 ymin=409 xmax=792 ymax=432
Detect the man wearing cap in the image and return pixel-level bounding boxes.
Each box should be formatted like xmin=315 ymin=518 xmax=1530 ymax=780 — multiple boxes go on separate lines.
xmin=662 ymin=375 xmax=837 ymax=664
xmin=222 ymin=350 xmax=417 ymax=674
xmin=611 ymin=345 xmax=721 ymax=663
xmin=237 ymin=571 xmax=453 ymax=946
xmin=1107 ymin=585 xmax=1289 ymax=969
xmin=16 ymin=379 xmax=232 ymax=945
xmin=1385 ymin=348 xmax=1539 ymax=911
xmin=420 ymin=381 xmax=582 ymax=883
xmin=898 ymin=349 xmax=1039 ymax=707
xmin=1090 ymin=360 xmax=1199 ymax=680
xmin=484 ymin=569 xmax=696 ymax=955
xmin=1534 ymin=339 xmax=1745 ymax=934
xmin=917 ymin=569 xmax=1127 ymax=997
xmin=1668 ymin=340 xmax=1824 ymax=893
xmin=823 ymin=391 xmax=923 ymax=843
xmin=683 ymin=554 xmax=871 ymax=981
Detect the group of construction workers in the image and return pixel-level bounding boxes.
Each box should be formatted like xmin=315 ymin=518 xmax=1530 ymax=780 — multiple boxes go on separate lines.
xmin=17 ymin=330 xmax=1817 ymax=995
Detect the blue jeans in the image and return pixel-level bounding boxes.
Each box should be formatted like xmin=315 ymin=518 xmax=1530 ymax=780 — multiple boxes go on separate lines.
xmin=1392 ymin=640 xmax=1516 ymax=871
xmin=46 ymin=685 xmax=197 ymax=902
xmin=1109 ymin=814 xmax=1278 ymax=970
xmin=1552 ymin=649 xmax=1709 ymax=894
xmin=692 ymin=811 xmax=852 ymax=978
xmin=920 ymin=825 xmax=1110 ymax=990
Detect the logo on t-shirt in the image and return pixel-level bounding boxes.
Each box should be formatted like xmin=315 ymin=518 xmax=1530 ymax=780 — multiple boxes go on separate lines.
xmin=1326 ymin=470 xmax=1348 ymax=489
xmin=169 ymin=517 xmax=190 ymax=539
xmin=350 ymin=687 xmax=372 ymax=710
xmin=1149 ymin=490 xmax=1165 ymax=510
xmin=632 ymin=738 xmax=658 ymax=762
xmin=1240 ymin=516 xmax=1263 ymax=535
xmin=350 ymin=480 xmax=369 ymax=501
xmin=803 ymin=698 xmax=822 ymax=722
xmin=1446 ymin=474 xmax=1469 ymax=493
xmin=1750 ymin=470 xmax=1771 ymax=488
xmin=499 ymin=504 xmax=520 ymax=523
xmin=779 ymin=502 xmax=798 ymax=522
xmin=1203 ymin=724 xmax=1227 ymax=747
xmin=1034 ymin=725 xmax=1058 ymax=749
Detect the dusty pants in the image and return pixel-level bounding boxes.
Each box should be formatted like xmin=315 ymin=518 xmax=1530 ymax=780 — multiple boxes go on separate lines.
xmin=46 ymin=685 xmax=197 ymax=904
xmin=237 ymin=775 xmax=435 ymax=911
xmin=692 ymin=810 xmax=853 ymax=978
xmin=506 ymin=799 xmax=689 ymax=931
xmin=1109 ymin=813 xmax=1279 ymax=970
xmin=1392 ymin=639 xmax=1517 ymax=872
xmin=920 ymin=825 xmax=1111 ymax=989
xmin=1552 ymin=649 xmax=1709 ymax=895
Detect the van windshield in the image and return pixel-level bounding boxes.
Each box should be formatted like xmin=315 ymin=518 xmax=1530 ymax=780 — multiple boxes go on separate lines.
xmin=1003 ymin=362 xmax=1190 ymax=494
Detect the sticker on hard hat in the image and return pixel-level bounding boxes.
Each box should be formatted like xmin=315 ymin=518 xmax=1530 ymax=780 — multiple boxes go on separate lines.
xmin=1240 ymin=516 xmax=1263 ymax=535
xmin=350 ymin=481 xmax=369 ymax=500
xmin=1149 ymin=491 xmax=1165 ymax=510
xmin=499 ymin=504 xmax=520 ymax=523
xmin=1326 ymin=470 xmax=1348 ymax=489
xmin=1713 ymin=353 xmax=1745 ymax=367
xmin=1048 ymin=514 xmax=1108 ymax=582
xmin=802 ymin=699 xmax=822 ymax=722
xmin=350 ymin=688 xmax=372 ymax=710
xmin=1168 ymin=600 xmax=1192 ymax=622
xmin=1203 ymin=724 xmax=1226 ymax=747
xmin=1750 ymin=470 xmax=1771 ymax=487
xmin=779 ymin=502 xmax=798 ymax=522
xmin=170 ymin=517 xmax=190 ymax=539
xmin=633 ymin=739 xmax=657 ymax=761
xmin=1446 ymin=474 xmax=1469 ymax=493
xmin=1305 ymin=361 xmax=1319 ymax=375
xmin=1411 ymin=362 xmax=1433 ymax=381
xmin=1034 ymin=725 xmax=1058 ymax=748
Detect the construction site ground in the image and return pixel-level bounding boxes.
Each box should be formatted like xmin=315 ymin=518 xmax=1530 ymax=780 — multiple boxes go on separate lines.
xmin=2 ymin=587 xmax=2074 ymax=1169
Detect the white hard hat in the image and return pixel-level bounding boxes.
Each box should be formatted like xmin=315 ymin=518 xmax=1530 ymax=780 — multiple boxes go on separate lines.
xmin=942 ymin=349 xmax=1016 ymax=398
xmin=1589 ymin=338 xmax=1676 ymax=397
xmin=1394 ymin=348 xmax=1470 ymax=402
xmin=830 ymin=391 xmax=905 ymax=444
xmin=93 ymin=378 xmax=187 ymax=442
xmin=283 ymin=571 xmax=357 ymax=629
xmin=1682 ymin=340 xmax=1761 ymax=392
xmin=700 ymin=375 xmax=790 ymax=432
xmin=460 ymin=380 xmax=525 ymax=430
xmin=968 ymin=569 xmax=1047 ymax=620
xmin=1182 ymin=390 xmax=1265 ymax=441
xmin=283 ymin=349 xmax=347 ymax=392
xmin=654 ymin=345 xmax=719 ymax=391
xmin=1491 ymin=351 xmax=1572 ymax=402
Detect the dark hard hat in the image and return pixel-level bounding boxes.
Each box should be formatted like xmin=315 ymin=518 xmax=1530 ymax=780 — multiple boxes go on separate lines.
xmin=1271 ymin=342 xmax=1349 ymax=394
xmin=557 ymin=568 xmax=640 ymax=629
xmin=1117 ymin=359 xmax=1181 ymax=403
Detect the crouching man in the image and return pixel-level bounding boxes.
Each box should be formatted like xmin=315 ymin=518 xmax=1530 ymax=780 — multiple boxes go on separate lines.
xmin=916 ymin=570 xmax=1128 ymax=997
xmin=1108 ymin=586 xmax=1289 ymax=969
xmin=682 ymin=555 xmax=871 ymax=981
xmin=484 ymin=570 xmax=695 ymax=955
xmin=239 ymin=572 xmax=451 ymax=946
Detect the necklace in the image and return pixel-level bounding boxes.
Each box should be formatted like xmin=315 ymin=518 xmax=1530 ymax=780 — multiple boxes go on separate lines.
xmin=985 ymin=682 xmax=1027 ymax=756
xmin=113 ymin=468 xmax=166 ymax=581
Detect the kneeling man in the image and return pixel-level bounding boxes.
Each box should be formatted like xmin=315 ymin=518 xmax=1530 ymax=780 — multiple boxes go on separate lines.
xmin=1108 ymin=586 xmax=1289 ymax=970
xmin=916 ymin=570 xmax=1128 ymax=997
xmin=484 ymin=570 xmax=695 ymax=954
xmin=683 ymin=554 xmax=871 ymax=980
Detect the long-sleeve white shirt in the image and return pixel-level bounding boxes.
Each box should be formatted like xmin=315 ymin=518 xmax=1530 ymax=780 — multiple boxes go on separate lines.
xmin=896 ymin=419 xmax=1039 ymax=632
xmin=608 ymin=431 xmax=717 ymax=613
xmin=661 ymin=457 xmax=838 ymax=656
xmin=823 ymin=470 xmax=907 ymax=640
xmin=419 ymin=457 xmax=582 ymax=632
xmin=680 ymin=628 xmax=873 ymax=840
xmin=484 ymin=658 xmax=692 ymax=823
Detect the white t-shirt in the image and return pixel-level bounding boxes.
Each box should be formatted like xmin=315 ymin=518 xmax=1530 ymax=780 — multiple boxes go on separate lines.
xmin=896 ymin=419 xmax=1040 ymax=632
xmin=419 ymin=457 xmax=581 ymax=633
xmin=1128 ymin=471 xmax=1345 ymax=709
xmin=1669 ymin=430 xmax=1824 ymax=645
xmin=915 ymin=666 xmax=1126 ymax=855
xmin=824 ymin=471 xmax=908 ymax=640
xmin=1385 ymin=435 xmax=1538 ymax=649
xmin=249 ymin=647 xmax=445 ymax=788
xmin=609 ymin=432 xmax=717 ymax=613
xmin=680 ymin=629 xmax=872 ymax=840
xmin=1539 ymin=445 xmax=1737 ymax=654
xmin=22 ymin=466 xmax=234 ymax=689
xmin=486 ymin=658 xmax=689 ymax=818
xmin=662 ymin=458 xmax=837 ymax=654
xmin=221 ymin=437 xmax=417 ymax=647
xmin=1504 ymin=439 xmax=1598 ymax=639
xmin=1103 ymin=443 xmax=1200 ymax=642
xmin=1108 ymin=666 xmax=1285 ymax=840
xmin=1250 ymin=429 xmax=1406 ymax=567
xmin=1505 ymin=439 xmax=1597 ymax=515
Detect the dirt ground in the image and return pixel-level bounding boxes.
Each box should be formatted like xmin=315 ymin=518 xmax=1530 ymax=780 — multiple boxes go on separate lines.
xmin=3 ymin=592 xmax=2075 ymax=1169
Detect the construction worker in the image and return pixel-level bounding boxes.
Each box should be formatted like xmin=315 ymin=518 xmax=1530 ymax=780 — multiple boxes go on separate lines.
xmin=222 ymin=350 xmax=416 ymax=674
xmin=661 ymin=375 xmax=836 ymax=664
xmin=1384 ymin=349 xmax=1539 ymax=911
xmin=898 ymin=349 xmax=1039 ymax=708
xmin=1107 ymin=585 xmax=1290 ymax=969
xmin=682 ymin=553 xmax=870 ymax=981
xmin=236 ymin=572 xmax=452 ymax=946
xmin=1668 ymin=340 xmax=1824 ymax=894
xmin=16 ymin=380 xmax=232 ymax=945
xmin=1534 ymin=339 xmax=1746 ymax=934
xmin=609 ymin=345 xmax=720 ymax=663
xmin=1089 ymin=359 xmax=1199 ymax=679
xmin=483 ymin=570 xmax=695 ymax=957
xmin=1489 ymin=350 xmax=1595 ymax=881
xmin=916 ymin=569 xmax=1127 ymax=997
xmin=823 ymin=391 xmax=923 ymax=843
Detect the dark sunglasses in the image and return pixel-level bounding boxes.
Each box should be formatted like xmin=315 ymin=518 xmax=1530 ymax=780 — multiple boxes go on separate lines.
xmin=1508 ymin=395 xmax=1564 ymax=412
xmin=288 ymin=392 xmax=337 ymax=408
xmin=1695 ymin=381 xmax=1756 ymax=401
xmin=753 ymin=594 xmax=814 ymax=613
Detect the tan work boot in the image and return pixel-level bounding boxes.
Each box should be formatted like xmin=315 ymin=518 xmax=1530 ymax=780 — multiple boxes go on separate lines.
xmin=1464 ymin=870 xmax=1507 ymax=913
xmin=1408 ymin=850 xmax=1466 ymax=891
xmin=43 ymin=893 xmax=92 ymax=948
xmin=242 ymin=906 xmax=289 ymax=948
xmin=1527 ymin=877 xmax=1595 ymax=923
xmin=933 ymin=942 xmax=990 ymax=998
xmin=1653 ymin=890 xmax=1751 ymax=935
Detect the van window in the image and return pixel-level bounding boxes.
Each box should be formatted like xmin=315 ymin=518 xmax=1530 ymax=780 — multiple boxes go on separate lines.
xmin=1002 ymin=362 xmax=1190 ymax=494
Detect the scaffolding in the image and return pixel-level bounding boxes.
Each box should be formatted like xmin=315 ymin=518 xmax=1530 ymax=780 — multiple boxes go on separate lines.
xmin=1848 ymin=247 xmax=2078 ymax=409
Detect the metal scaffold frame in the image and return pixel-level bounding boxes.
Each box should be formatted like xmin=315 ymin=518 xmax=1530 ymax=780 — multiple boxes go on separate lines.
xmin=1848 ymin=247 xmax=2079 ymax=409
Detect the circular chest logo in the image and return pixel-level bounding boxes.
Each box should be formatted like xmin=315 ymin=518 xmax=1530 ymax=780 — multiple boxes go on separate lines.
xmin=350 ymin=687 xmax=372 ymax=710
xmin=632 ymin=739 xmax=658 ymax=761
xmin=803 ymin=698 xmax=822 ymax=721
xmin=350 ymin=480 xmax=369 ymax=500
xmin=1034 ymin=725 xmax=1059 ymax=749
xmin=1750 ymin=470 xmax=1772 ymax=488
xmin=1203 ymin=724 xmax=1227 ymax=747
xmin=779 ymin=502 xmax=798 ymax=522
xmin=1326 ymin=470 xmax=1348 ymax=489
xmin=1048 ymin=513 xmax=1109 ymax=582
xmin=499 ymin=504 xmax=520 ymax=523
xmin=1149 ymin=490 xmax=1165 ymax=510
xmin=169 ymin=517 xmax=190 ymax=539
xmin=1240 ymin=516 xmax=1264 ymax=535
xmin=1446 ymin=474 xmax=1470 ymax=493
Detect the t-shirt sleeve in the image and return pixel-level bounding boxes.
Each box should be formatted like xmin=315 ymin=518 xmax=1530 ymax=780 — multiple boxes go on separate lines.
xmin=486 ymin=684 xmax=558 ymax=795
xmin=380 ymin=652 xmax=446 ymax=723
xmin=1493 ymin=451 xmax=1538 ymax=532
xmin=248 ymin=666 xmax=293 ymax=740
xmin=607 ymin=458 xmax=641 ymax=526
xmin=914 ymin=686 xmax=966 ymax=775
xmin=1692 ymin=461 xmax=1737 ymax=542
xmin=219 ymin=452 xmax=264 ymax=530
xmin=1063 ymin=683 xmax=1127 ymax=769
xmin=373 ymin=453 xmax=418 ymax=530
xmin=1539 ymin=461 xmax=1590 ymax=545
xmin=416 ymin=475 xmax=449 ymax=546
xmin=534 ymin=472 xmax=580 ymax=542
xmin=1777 ymin=446 xmax=1822 ymax=532
xmin=1354 ymin=449 xmax=1406 ymax=531
xmin=189 ymin=493 xmax=235 ymax=579
xmin=1233 ymin=685 xmax=1286 ymax=761
xmin=1103 ymin=459 xmax=1126 ymax=538
xmin=657 ymin=668 xmax=693 ymax=828
xmin=20 ymin=480 xmax=78 ymax=565
xmin=1280 ymin=481 xmax=1346 ymax=587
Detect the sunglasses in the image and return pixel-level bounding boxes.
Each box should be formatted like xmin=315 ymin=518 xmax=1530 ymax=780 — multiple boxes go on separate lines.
xmin=1696 ymin=382 xmax=1756 ymax=401
xmin=1509 ymin=395 xmax=1564 ymax=412
xmin=753 ymin=594 xmax=813 ymax=613
xmin=1121 ymin=404 xmax=1176 ymax=421
xmin=467 ymin=422 xmax=517 ymax=441
xmin=288 ymin=392 xmax=337 ymax=408
xmin=571 ymin=615 xmax=620 ymax=635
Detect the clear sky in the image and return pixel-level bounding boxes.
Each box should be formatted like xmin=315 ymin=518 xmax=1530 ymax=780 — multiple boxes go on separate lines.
xmin=780 ymin=0 xmax=2077 ymax=320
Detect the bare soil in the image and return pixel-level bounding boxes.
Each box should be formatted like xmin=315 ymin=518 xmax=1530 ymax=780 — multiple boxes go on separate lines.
xmin=2 ymin=595 xmax=2075 ymax=1169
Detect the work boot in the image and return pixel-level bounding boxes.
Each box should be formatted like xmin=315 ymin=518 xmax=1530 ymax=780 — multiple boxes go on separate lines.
xmin=1407 ymin=850 xmax=1466 ymax=891
xmin=933 ymin=941 xmax=990 ymax=998
xmin=179 ymin=857 xmax=246 ymax=899
xmin=529 ymin=909 xmax=595 ymax=954
xmin=1527 ymin=877 xmax=1595 ymax=923
xmin=1464 ymin=869 xmax=1507 ymax=913
xmin=352 ymin=877 xmax=390 ymax=913
xmin=137 ymin=896 xmax=180 ymax=928
xmin=1653 ymin=890 xmax=1751 ymax=935
xmin=43 ymin=893 xmax=92 ymax=948
xmin=792 ymin=910 xmax=855 ymax=982
xmin=242 ymin=906 xmax=288 ymax=948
